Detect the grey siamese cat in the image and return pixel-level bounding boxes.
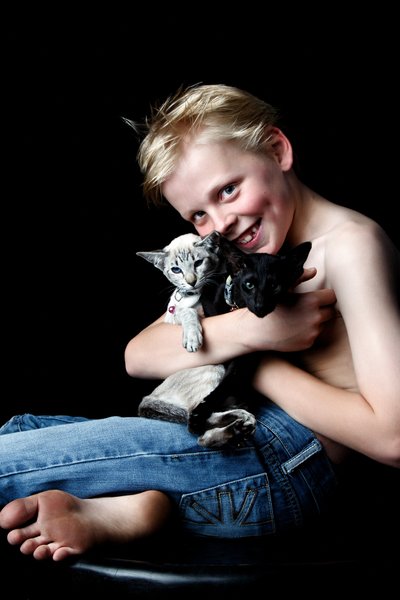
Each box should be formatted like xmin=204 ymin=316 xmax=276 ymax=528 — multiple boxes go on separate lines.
xmin=137 ymin=231 xmax=311 ymax=448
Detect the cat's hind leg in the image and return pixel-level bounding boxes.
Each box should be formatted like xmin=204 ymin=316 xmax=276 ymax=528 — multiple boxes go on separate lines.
xmin=188 ymin=360 xmax=243 ymax=435
xmin=197 ymin=408 xmax=257 ymax=448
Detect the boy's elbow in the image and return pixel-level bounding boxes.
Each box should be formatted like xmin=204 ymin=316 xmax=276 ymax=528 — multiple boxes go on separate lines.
xmin=124 ymin=341 xmax=145 ymax=378
xmin=125 ymin=357 xmax=139 ymax=378
xmin=374 ymin=432 xmax=400 ymax=469
xmin=387 ymin=436 xmax=400 ymax=469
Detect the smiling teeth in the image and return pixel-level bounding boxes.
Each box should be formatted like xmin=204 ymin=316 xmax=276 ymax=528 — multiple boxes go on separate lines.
xmin=238 ymin=226 xmax=258 ymax=244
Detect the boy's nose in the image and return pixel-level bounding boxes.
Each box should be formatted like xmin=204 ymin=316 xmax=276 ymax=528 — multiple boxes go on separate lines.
xmin=214 ymin=213 xmax=237 ymax=236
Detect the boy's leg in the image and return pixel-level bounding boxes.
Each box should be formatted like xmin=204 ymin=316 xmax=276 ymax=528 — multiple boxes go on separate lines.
xmin=0 ymin=414 xmax=261 ymax=503
xmin=0 ymin=414 xmax=90 ymax=435
xmin=0 ymin=405 xmax=337 ymax=551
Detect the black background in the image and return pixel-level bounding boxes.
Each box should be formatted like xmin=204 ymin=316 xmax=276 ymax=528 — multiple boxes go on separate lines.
xmin=5 ymin=9 xmax=398 ymax=420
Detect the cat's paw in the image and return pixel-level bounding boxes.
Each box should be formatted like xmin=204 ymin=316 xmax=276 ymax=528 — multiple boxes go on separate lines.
xmin=183 ymin=329 xmax=203 ymax=352
xmin=197 ymin=409 xmax=257 ymax=448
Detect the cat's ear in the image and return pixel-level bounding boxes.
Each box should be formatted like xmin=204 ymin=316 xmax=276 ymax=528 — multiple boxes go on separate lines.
xmin=136 ymin=250 xmax=167 ymax=272
xmin=291 ymin=241 xmax=312 ymax=266
xmin=216 ymin=235 xmax=247 ymax=274
xmin=284 ymin=241 xmax=312 ymax=283
xmin=197 ymin=230 xmax=221 ymax=252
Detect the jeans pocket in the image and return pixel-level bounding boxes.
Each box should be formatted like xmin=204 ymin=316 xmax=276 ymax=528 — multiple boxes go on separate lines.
xmin=179 ymin=473 xmax=275 ymax=537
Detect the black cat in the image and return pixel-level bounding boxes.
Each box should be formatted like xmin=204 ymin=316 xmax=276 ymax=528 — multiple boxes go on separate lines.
xmin=188 ymin=235 xmax=312 ymax=446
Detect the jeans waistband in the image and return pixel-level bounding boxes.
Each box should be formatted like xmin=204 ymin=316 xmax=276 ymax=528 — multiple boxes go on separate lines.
xmin=254 ymin=402 xmax=316 ymax=456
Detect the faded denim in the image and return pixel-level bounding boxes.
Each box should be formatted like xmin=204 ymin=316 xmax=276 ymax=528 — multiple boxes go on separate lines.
xmin=0 ymin=402 xmax=337 ymax=538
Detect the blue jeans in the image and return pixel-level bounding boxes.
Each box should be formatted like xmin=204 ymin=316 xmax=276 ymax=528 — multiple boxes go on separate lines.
xmin=0 ymin=403 xmax=337 ymax=538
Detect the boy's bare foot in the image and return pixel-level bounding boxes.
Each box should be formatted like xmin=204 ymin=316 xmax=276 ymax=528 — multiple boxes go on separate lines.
xmin=0 ymin=489 xmax=172 ymax=561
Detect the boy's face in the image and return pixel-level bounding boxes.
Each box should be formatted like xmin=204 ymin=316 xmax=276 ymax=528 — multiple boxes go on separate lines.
xmin=162 ymin=134 xmax=294 ymax=255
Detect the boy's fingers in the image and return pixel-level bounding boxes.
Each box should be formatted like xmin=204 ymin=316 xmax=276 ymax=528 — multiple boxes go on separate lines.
xmin=296 ymin=267 xmax=317 ymax=285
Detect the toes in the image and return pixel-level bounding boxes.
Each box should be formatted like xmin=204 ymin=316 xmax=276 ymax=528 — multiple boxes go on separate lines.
xmin=20 ymin=537 xmax=74 ymax=561
xmin=20 ymin=536 xmax=58 ymax=559
xmin=34 ymin=542 xmax=79 ymax=561
xmin=53 ymin=546 xmax=78 ymax=561
xmin=32 ymin=544 xmax=54 ymax=560
xmin=0 ymin=495 xmax=39 ymax=529
xmin=19 ymin=537 xmax=43 ymax=556
xmin=7 ymin=521 xmax=41 ymax=545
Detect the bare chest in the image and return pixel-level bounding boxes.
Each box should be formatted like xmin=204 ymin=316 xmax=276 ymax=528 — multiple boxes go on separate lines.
xmin=297 ymin=313 xmax=358 ymax=392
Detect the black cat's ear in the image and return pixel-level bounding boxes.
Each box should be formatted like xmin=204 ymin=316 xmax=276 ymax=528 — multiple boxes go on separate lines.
xmin=215 ymin=235 xmax=247 ymax=272
xmin=198 ymin=230 xmax=221 ymax=254
xmin=283 ymin=241 xmax=312 ymax=284
xmin=291 ymin=241 xmax=312 ymax=266
xmin=136 ymin=250 xmax=166 ymax=271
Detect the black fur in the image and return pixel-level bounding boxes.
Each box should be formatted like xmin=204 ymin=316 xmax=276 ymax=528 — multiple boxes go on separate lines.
xmin=188 ymin=235 xmax=312 ymax=443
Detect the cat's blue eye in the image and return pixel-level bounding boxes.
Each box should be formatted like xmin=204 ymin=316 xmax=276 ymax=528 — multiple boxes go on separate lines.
xmin=171 ymin=267 xmax=182 ymax=274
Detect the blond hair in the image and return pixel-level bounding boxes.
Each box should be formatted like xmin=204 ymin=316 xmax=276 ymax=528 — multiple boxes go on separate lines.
xmin=129 ymin=83 xmax=279 ymax=205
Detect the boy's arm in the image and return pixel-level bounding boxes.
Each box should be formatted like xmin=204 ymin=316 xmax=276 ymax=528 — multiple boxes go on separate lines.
xmin=124 ymin=288 xmax=336 ymax=380
xmin=254 ymin=222 xmax=400 ymax=467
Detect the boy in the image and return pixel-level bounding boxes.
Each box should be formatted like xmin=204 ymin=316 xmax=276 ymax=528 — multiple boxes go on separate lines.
xmin=1 ymin=84 xmax=399 ymax=561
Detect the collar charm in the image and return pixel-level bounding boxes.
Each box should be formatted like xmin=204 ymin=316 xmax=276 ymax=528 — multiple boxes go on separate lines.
xmin=224 ymin=275 xmax=238 ymax=309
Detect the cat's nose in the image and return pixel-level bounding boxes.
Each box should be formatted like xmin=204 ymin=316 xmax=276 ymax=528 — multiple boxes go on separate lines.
xmin=185 ymin=274 xmax=197 ymax=287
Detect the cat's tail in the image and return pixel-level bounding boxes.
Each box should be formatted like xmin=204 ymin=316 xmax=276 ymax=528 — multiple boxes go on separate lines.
xmin=138 ymin=397 xmax=188 ymax=424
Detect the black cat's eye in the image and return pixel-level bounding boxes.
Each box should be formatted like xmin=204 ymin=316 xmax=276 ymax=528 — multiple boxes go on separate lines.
xmin=171 ymin=267 xmax=182 ymax=274
xmin=244 ymin=281 xmax=255 ymax=291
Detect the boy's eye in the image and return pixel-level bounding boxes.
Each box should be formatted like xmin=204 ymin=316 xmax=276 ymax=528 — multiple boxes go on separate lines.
xmin=192 ymin=211 xmax=206 ymax=224
xmin=220 ymin=184 xmax=236 ymax=199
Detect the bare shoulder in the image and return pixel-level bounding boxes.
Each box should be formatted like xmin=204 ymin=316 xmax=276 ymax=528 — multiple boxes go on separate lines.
xmin=322 ymin=212 xmax=400 ymax=316
xmin=325 ymin=212 xmax=399 ymax=273
xmin=298 ymin=201 xmax=398 ymax=295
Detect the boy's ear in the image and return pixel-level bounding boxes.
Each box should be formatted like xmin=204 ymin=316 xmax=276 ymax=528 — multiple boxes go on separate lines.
xmin=265 ymin=127 xmax=293 ymax=172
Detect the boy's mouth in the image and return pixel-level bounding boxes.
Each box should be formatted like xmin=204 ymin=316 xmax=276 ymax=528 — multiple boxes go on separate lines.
xmin=235 ymin=221 xmax=261 ymax=247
